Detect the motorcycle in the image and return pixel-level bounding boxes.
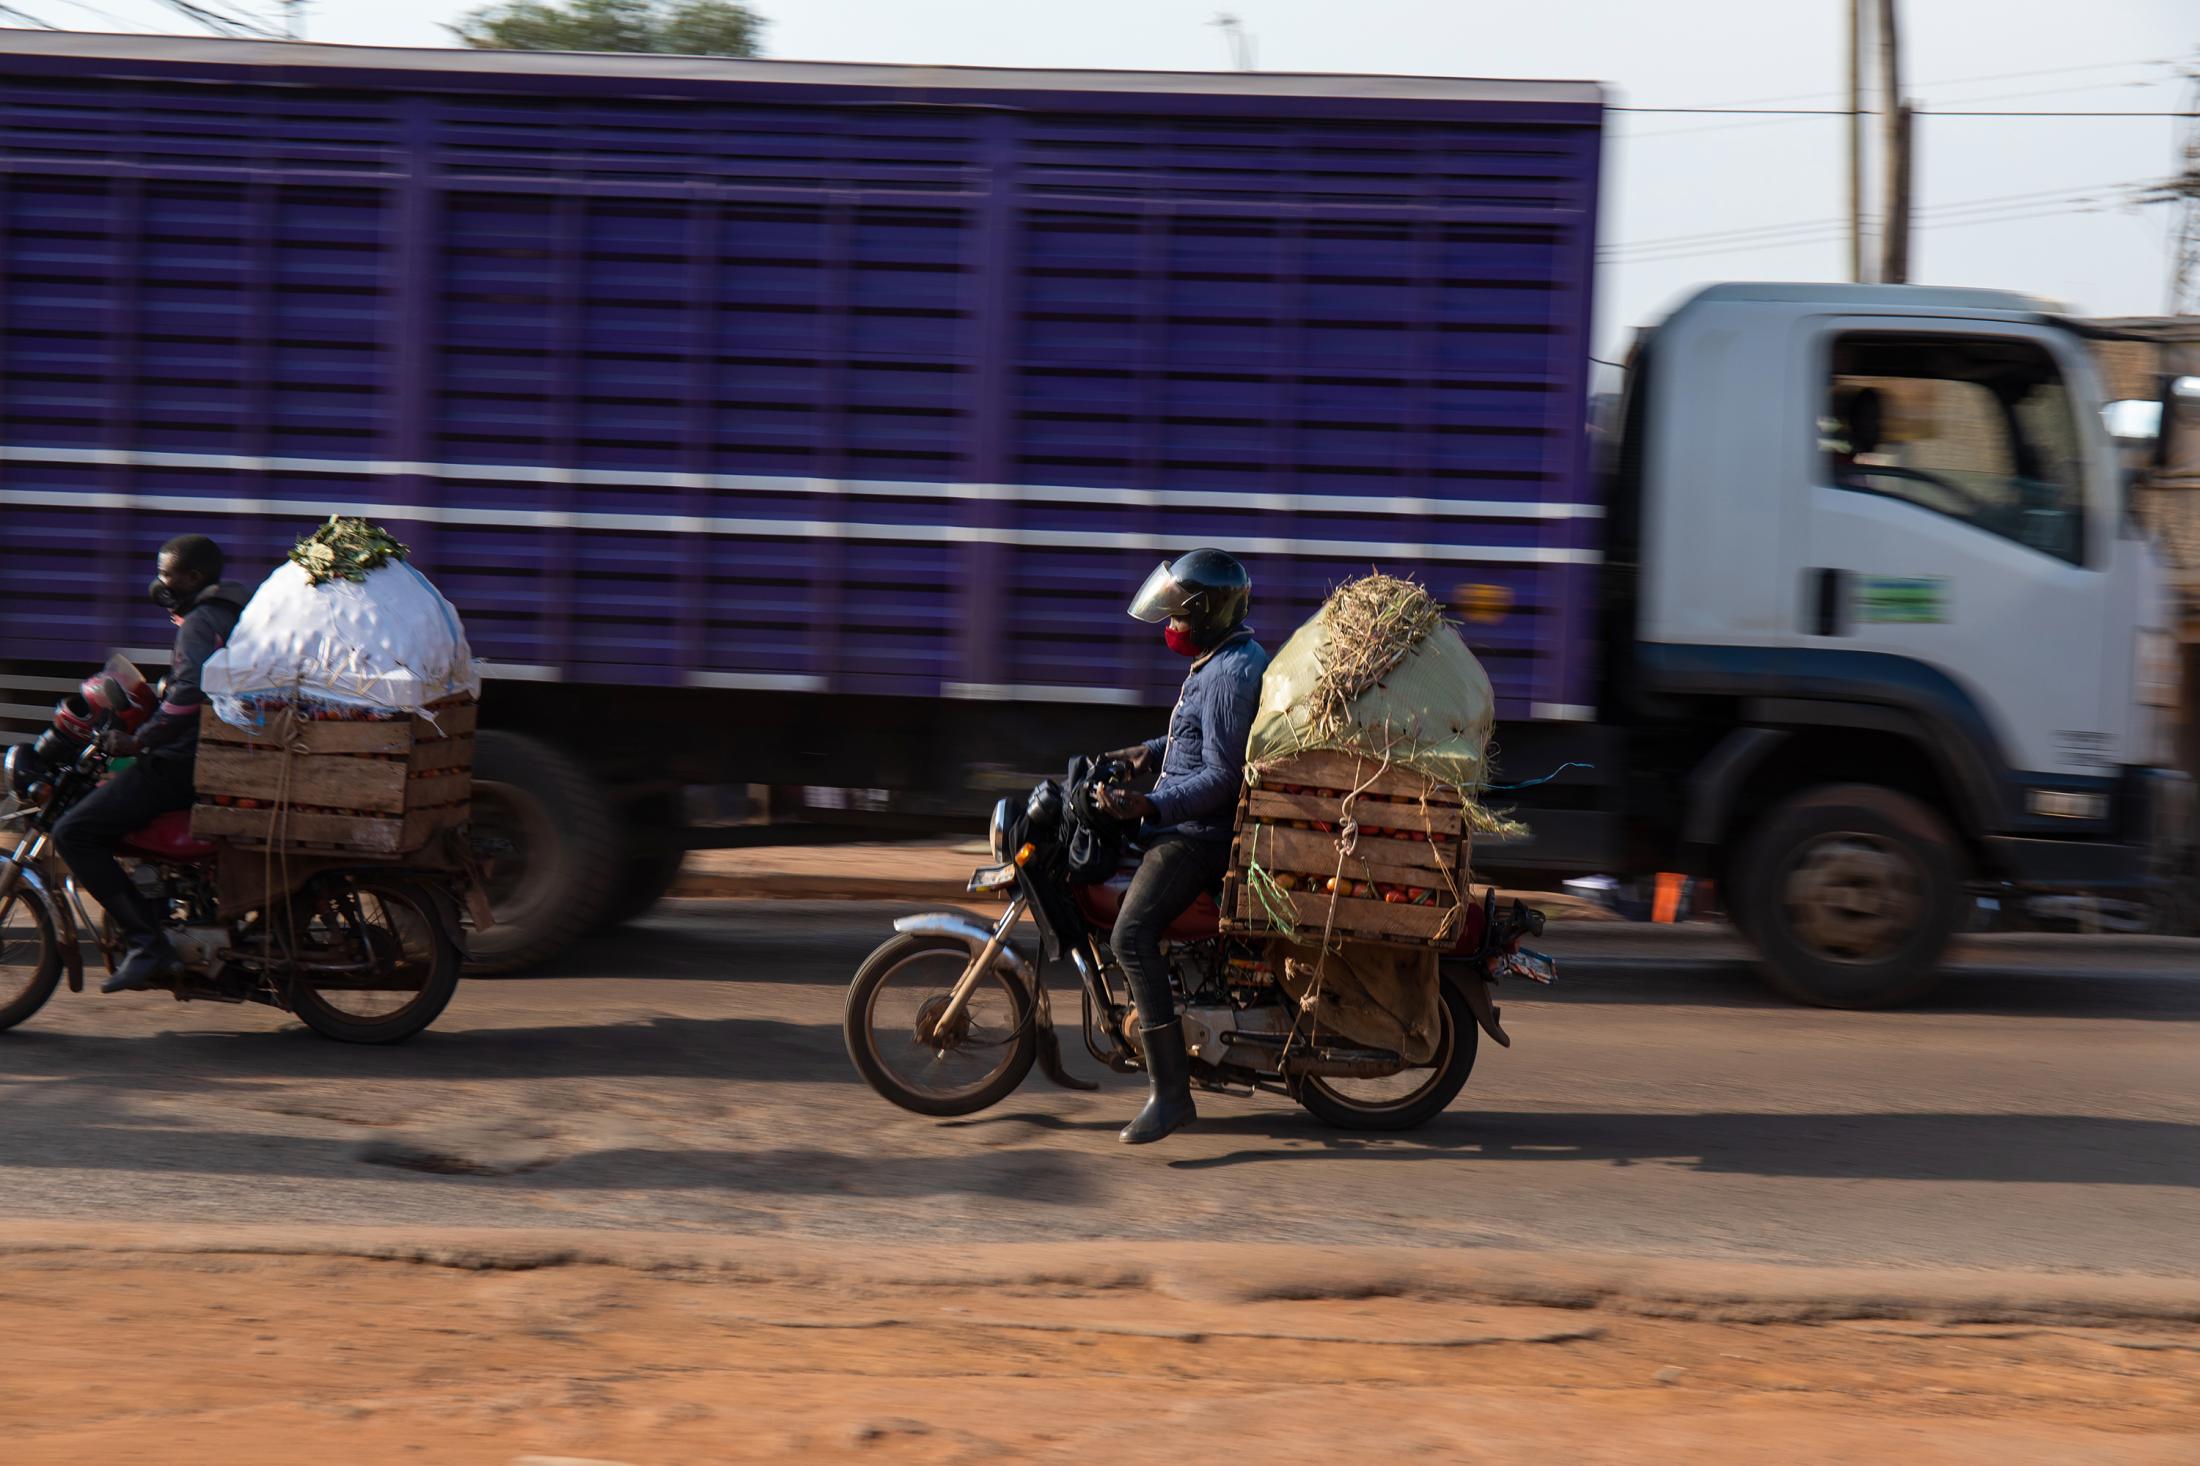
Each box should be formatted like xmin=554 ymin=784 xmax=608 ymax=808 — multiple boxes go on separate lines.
xmin=844 ymin=758 xmax=1555 ymax=1131
xmin=0 ymin=656 xmax=467 ymax=1043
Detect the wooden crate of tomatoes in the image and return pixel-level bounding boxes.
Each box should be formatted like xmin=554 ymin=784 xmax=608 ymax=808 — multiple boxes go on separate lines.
xmin=1220 ymin=749 xmax=1469 ymax=950
xmin=189 ymin=695 xmax=474 ymax=858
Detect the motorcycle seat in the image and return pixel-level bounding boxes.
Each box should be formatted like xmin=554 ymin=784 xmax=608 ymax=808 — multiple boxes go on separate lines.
xmin=1071 ymin=860 xmax=1225 ymax=942
xmin=121 ymin=809 xmax=217 ymax=862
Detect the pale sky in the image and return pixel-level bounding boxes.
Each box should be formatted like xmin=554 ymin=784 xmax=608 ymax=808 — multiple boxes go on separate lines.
xmin=15 ymin=0 xmax=2196 ymax=363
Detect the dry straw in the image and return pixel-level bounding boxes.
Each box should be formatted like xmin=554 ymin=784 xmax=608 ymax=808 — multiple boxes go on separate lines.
xmin=1305 ymin=573 xmax=1448 ymax=744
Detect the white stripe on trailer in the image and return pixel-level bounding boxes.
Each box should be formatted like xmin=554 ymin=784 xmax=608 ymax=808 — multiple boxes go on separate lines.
xmin=687 ymin=671 xmax=829 ymax=692
xmin=0 ymin=487 xmax=1601 ymax=566
xmin=943 ymin=682 xmax=1145 ymax=705
xmin=0 ymin=446 xmax=1603 ymax=524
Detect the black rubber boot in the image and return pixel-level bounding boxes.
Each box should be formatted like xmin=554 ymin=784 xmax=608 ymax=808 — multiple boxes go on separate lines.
xmin=1120 ymin=1019 xmax=1197 ymax=1145
xmin=103 ymin=932 xmax=177 ymax=993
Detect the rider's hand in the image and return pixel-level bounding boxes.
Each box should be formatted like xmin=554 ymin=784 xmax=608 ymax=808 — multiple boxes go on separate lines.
xmin=1104 ymin=744 xmax=1154 ymax=774
xmin=101 ymin=731 xmax=141 ymax=758
xmin=1097 ymin=785 xmax=1154 ymax=821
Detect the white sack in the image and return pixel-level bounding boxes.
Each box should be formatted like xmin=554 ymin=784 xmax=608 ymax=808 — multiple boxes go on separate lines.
xmin=202 ymin=559 xmax=479 ymax=726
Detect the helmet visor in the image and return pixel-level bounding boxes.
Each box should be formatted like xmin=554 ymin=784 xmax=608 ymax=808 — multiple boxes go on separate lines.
xmin=1127 ymin=561 xmax=1193 ymax=623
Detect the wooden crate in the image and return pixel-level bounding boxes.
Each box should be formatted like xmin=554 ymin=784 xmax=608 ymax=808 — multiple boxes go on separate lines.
xmin=1221 ymin=749 xmax=1470 ymax=950
xmin=190 ymin=697 xmax=474 ymax=857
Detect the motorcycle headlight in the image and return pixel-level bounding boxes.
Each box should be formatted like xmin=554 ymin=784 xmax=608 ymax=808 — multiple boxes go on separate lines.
xmin=989 ymin=797 xmax=1015 ymax=861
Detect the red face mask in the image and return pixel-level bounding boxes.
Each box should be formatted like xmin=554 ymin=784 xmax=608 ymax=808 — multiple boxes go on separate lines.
xmin=1164 ymin=623 xmax=1202 ymax=657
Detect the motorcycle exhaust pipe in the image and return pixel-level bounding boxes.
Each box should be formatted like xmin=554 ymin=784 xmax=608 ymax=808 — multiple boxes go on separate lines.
xmin=1224 ymin=1030 xmax=1410 ymax=1079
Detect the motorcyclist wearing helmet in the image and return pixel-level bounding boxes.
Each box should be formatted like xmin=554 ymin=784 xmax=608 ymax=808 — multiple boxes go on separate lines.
xmin=1097 ymin=548 xmax=1269 ymax=1144
xmin=52 ymin=534 xmax=249 ymax=992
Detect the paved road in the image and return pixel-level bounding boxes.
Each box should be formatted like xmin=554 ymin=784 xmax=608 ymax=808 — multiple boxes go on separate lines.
xmin=0 ymin=903 xmax=2192 ymax=1276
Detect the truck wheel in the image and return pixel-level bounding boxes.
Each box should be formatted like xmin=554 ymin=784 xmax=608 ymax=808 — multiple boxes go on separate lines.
xmin=465 ymin=730 xmax=617 ymax=975
xmin=596 ymin=794 xmax=688 ymax=930
xmin=1739 ymin=784 xmax=1963 ymax=1010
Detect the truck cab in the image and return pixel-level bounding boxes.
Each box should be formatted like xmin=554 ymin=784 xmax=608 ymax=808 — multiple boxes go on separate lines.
xmin=1613 ymin=283 xmax=2189 ymax=1005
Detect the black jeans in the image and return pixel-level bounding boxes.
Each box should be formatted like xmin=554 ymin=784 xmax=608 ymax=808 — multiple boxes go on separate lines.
xmin=51 ymin=753 xmax=197 ymax=942
xmin=1111 ymin=833 xmax=1230 ymax=1025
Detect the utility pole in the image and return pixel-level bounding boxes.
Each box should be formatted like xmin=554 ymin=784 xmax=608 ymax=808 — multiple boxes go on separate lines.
xmin=1848 ymin=0 xmax=1867 ymax=282
xmin=2170 ymin=71 xmax=2199 ymax=315
xmin=1211 ymin=13 xmax=1255 ymax=72
xmin=1877 ymin=0 xmax=1912 ymax=283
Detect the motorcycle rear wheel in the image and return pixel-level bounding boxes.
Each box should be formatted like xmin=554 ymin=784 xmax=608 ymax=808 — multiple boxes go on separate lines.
xmin=845 ymin=933 xmax=1037 ymax=1117
xmin=0 ymin=884 xmax=61 ymax=1032
xmin=287 ymin=876 xmax=463 ymax=1045
xmin=1290 ymin=980 xmax=1478 ymax=1132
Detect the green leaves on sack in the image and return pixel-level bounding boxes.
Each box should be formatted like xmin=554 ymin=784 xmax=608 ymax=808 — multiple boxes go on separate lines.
xmin=290 ymin=516 xmax=411 ymax=587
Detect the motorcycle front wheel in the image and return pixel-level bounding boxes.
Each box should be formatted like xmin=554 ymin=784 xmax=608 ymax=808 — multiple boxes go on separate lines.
xmin=844 ymin=932 xmax=1037 ymax=1117
xmin=286 ymin=876 xmax=463 ymax=1045
xmin=1290 ymin=979 xmax=1478 ymax=1132
xmin=0 ymin=880 xmax=61 ymax=1032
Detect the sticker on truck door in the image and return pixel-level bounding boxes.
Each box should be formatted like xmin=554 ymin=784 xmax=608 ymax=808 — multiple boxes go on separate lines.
xmin=1853 ymin=576 xmax=1948 ymax=624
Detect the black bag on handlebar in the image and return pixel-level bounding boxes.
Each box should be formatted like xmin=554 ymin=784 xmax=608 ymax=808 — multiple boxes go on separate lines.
xmin=1060 ymin=755 xmax=1129 ymax=886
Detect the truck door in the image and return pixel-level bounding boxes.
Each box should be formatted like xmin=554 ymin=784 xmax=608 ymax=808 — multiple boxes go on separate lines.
xmin=1800 ymin=322 xmax=2114 ymax=782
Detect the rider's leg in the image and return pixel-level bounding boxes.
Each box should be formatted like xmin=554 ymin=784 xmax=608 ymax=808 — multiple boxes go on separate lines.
xmin=1111 ymin=834 xmax=1229 ymax=1144
xmin=51 ymin=756 xmax=194 ymax=990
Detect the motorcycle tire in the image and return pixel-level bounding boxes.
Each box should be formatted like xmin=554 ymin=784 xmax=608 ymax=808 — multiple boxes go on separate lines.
xmin=1290 ymin=979 xmax=1478 ymax=1132
xmin=289 ymin=876 xmax=464 ymax=1045
xmin=844 ymin=932 xmax=1038 ymax=1117
xmin=0 ymin=883 xmax=62 ymax=1032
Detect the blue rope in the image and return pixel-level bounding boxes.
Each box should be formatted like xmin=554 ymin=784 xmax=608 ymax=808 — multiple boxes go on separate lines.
xmin=1485 ymin=761 xmax=1596 ymax=793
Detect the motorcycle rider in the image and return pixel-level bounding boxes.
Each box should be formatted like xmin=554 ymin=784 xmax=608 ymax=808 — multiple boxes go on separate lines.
xmin=53 ymin=534 xmax=249 ymax=992
xmin=1098 ymin=548 xmax=1269 ymax=1145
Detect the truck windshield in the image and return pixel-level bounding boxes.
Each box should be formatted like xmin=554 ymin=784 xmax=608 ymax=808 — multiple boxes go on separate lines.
xmin=1819 ymin=333 xmax=2088 ymax=567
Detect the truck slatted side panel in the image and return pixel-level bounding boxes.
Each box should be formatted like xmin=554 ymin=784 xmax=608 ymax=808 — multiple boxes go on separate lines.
xmin=0 ymin=49 xmax=1602 ymax=719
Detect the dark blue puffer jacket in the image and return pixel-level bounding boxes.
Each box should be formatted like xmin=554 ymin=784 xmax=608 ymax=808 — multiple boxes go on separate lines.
xmin=1140 ymin=629 xmax=1269 ymax=844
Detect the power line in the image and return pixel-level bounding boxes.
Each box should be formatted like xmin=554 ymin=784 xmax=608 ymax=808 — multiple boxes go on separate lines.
xmin=1626 ymin=55 xmax=2179 ymax=114
xmin=1620 ymin=72 xmax=2185 ymax=141
xmin=0 ymin=3 xmax=58 ymax=25
xmin=1607 ymin=198 xmax=2135 ymax=268
xmin=159 ymin=0 xmax=281 ymax=38
xmin=1602 ymin=179 xmax=2155 ymax=257
xmin=43 ymin=0 xmax=139 ymax=23
xmin=1611 ymin=106 xmax=2194 ymax=117
xmin=1608 ymin=186 xmax=2151 ymax=261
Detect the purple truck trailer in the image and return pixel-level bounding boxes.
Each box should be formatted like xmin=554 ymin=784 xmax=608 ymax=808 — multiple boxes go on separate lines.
xmin=4 ymin=36 xmax=2182 ymax=1004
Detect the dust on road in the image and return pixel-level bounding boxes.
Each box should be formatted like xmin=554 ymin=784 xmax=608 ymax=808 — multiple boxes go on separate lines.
xmin=0 ymin=903 xmax=2192 ymax=1274
xmin=3 ymin=1236 xmax=2196 ymax=1466
xmin=4 ymin=904 xmax=2197 ymax=1462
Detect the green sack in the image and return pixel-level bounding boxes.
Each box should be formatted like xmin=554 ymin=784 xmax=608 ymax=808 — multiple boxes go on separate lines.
xmin=1245 ymin=574 xmax=1495 ymax=794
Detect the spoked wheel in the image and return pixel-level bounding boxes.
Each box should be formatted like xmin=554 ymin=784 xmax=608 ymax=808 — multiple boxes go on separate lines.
xmin=0 ymin=877 xmax=61 ymax=1032
xmin=1291 ymin=980 xmax=1478 ymax=1131
xmin=843 ymin=932 xmax=1037 ymax=1117
xmin=285 ymin=876 xmax=462 ymax=1044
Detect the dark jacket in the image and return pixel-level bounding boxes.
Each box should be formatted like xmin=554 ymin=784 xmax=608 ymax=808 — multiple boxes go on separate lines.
xmin=136 ymin=580 xmax=250 ymax=762
xmin=1141 ymin=628 xmax=1269 ymax=844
